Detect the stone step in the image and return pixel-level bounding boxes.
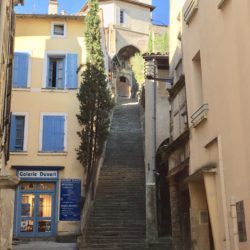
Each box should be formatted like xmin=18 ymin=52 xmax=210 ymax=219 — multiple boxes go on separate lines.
xmin=80 ymin=241 xmax=173 ymax=250
xmin=81 ymin=100 xmax=168 ymax=249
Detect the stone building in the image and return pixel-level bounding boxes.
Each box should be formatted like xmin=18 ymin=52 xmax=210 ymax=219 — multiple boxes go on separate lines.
xmin=162 ymin=0 xmax=192 ymax=249
xmin=0 ymin=0 xmax=23 ymax=249
xmin=181 ymin=0 xmax=250 ymax=249
xmin=168 ymin=0 xmax=250 ymax=249
xmin=80 ymin=0 xmax=155 ymax=98
xmin=143 ymin=53 xmax=170 ymax=242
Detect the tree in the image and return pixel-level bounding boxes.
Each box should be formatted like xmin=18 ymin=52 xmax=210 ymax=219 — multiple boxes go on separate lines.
xmin=130 ymin=53 xmax=145 ymax=89
xmin=76 ymin=0 xmax=114 ymax=191
xmin=147 ymin=31 xmax=169 ymax=54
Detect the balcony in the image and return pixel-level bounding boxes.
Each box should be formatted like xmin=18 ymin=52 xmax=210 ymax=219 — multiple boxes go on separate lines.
xmin=191 ymin=104 xmax=208 ymax=128
xmin=184 ymin=0 xmax=199 ymax=24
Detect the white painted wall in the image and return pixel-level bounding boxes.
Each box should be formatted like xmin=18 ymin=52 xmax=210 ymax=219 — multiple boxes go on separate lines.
xmin=99 ymin=2 xmax=115 ymax=28
xmin=116 ymin=1 xmax=151 ymax=34
xmin=137 ymin=0 xmax=152 ymax=5
xmin=100 ymin=1 xmax=151 ymax=34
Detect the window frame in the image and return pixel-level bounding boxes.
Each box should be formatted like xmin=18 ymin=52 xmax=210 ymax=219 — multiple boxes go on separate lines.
xmin=39 ymin=113 xmax=68 ymax=153
xmin=12 ymin=51 xmax=32 ymax=89
xmin=47 ymin=55 xmax=66 ymax=89
xmin=10 ymin=112 xmax=29 ymax=152
xmin=51 ymin=22 xmax=66 ymax=38
xmin=120 ymin=9 xmax=125 ymax=24
xmin=43 ymin=51 xmax=67 ymax=89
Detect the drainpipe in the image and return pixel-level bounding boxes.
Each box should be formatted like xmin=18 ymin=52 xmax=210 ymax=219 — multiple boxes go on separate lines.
xmin=218 ymin=135 xmax=230 ymax=250
xmin=145 ymin=58 xmax=158 ymax=243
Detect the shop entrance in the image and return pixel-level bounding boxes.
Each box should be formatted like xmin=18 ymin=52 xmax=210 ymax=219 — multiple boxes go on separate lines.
xmin=15 ymin=182 xmax=56 ymax=237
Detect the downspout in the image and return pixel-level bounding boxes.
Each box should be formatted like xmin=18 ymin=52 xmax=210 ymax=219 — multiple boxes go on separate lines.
xmin=218 ymin=135 xmax=230 ymax=250
xmin=153 ymin=58 xmax=156 ymax=172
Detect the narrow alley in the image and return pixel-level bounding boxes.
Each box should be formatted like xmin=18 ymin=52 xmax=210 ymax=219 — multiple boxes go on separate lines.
xmin=80 ymin=98 xmax=172 ymax=250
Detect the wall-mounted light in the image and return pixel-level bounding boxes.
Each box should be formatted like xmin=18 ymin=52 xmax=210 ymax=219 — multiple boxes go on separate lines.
xmin=144 ymin=59 xmax=156 ymax=80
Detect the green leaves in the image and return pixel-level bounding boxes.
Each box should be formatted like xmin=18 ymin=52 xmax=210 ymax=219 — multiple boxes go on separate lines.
xmin=76 ymin=0 xmax=114 ymax=189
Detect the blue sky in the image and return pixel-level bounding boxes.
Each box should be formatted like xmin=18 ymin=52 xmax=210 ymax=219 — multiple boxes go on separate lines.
xmin=15 ymin=0 xmax=169 ymax=26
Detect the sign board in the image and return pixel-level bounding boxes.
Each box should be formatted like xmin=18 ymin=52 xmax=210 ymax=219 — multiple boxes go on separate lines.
xmin=18 ymin=170 xmax=58 ymax=179
xmin=60 ymin=179 xmax=81 ymax=221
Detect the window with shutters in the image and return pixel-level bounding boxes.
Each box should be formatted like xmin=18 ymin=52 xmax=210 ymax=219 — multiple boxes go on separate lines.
xmin=40 ymin=114 xmax=67 ymax=152
xmin=47 ymin=56 xmax=65 ymax=89
xmin=10 ymin=113 xmax=29 ymax=152
xmin=46 ymin=53 xmax=78 ymax=89
xmin=12 ymin=52 xmax=30 ymax=88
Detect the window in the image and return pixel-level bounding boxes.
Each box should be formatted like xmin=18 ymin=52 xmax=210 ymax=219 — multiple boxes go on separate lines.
xmin=52 ymin=23 xmax=66 ymax=37
xmin=46 ymin=53 xmax=78 ymax=89
xmin=41 ymin=114 xmax=66 ymax=152
xmin=120 ymin=10 xmax=124 ymax=24
xmin=47 ymin=56 xmax=65 ymax=89
xmin=10 ymin=114 xmax=28 ymax=152
xmin=12 ymin=52 xmax=29 ymax=88
xmin=120 ymin=76 xmax=126 ymax=82
xmin=192 ymin=50 xmax=203 ymax=108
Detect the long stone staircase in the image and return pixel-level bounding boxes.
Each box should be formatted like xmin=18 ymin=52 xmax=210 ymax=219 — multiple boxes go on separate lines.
xmin=80 ymin=98 xmax=172 ymax=250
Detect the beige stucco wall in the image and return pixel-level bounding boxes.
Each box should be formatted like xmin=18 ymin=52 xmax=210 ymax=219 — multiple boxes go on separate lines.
xmin=169 ymin=0 xmax=185 ymax=76
xmin=182 ymin=0 xmax=250 ymax=249
xmin=7 ymin=16 xmax=87 ymax=236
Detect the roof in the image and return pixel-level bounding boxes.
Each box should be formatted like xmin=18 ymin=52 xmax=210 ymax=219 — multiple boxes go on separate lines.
xmin=80 ymin=0 xmax=155 ymax=13
xmin=16 ymin=13 xmax=85 ymax=20
xmin=142 ymin=52 xmax=169 ymax=60
xmin=143 ymin=53 xmax=169 ymax=70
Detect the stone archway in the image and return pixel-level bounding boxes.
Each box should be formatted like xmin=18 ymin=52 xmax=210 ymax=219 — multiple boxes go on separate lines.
xmin=111 ymin=45 xmax=140 ymax=98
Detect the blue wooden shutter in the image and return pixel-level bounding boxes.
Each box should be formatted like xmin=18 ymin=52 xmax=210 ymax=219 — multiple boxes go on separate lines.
xmin=42 ymin=116 xmax=64 ymax=152
xmin=47 ymin=56 xmax=52 ymax=88
xmin=66 ymin=54 xmax=78 ymax=89
xmin=12 ymin=52 xmax=29 ymax=88
xmin=10 ymin=115 xmax=16 ymax=151
xmin=54 ymin=116 xmax=65 ymax=151
xmin=57 ymin=58 xmax=65 ymax=89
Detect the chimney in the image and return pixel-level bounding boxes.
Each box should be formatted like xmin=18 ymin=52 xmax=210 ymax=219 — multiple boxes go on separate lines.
xmin=48 ymin=0 xmax=58 ymax=15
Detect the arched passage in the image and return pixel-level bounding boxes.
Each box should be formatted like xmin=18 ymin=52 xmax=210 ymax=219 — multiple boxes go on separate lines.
xmin=111 ymin=45 xmax=140 ymax=98
xmin=116 ymin=76 xmax=131 ymax=97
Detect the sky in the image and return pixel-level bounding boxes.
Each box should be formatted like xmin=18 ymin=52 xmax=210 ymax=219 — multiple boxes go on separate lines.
xmin=15 ymin=0 xmax=170 ymax=26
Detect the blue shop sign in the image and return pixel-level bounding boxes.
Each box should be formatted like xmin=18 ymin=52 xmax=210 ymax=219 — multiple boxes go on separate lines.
xmin=60 ymin=179 xmax=81 ymax=221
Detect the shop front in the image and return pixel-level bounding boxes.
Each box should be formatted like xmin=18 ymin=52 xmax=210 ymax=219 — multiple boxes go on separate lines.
xmin=13 ymin=168 xmax=60 ymax=238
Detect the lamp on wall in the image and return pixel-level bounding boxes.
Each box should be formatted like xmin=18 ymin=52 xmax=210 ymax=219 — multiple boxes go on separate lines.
xmin=144 ymin=59 xmax=157 ymax=80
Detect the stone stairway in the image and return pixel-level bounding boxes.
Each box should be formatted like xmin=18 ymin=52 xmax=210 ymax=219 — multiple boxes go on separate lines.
xmin=80 ymin=98 xmax=172 ymax=250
